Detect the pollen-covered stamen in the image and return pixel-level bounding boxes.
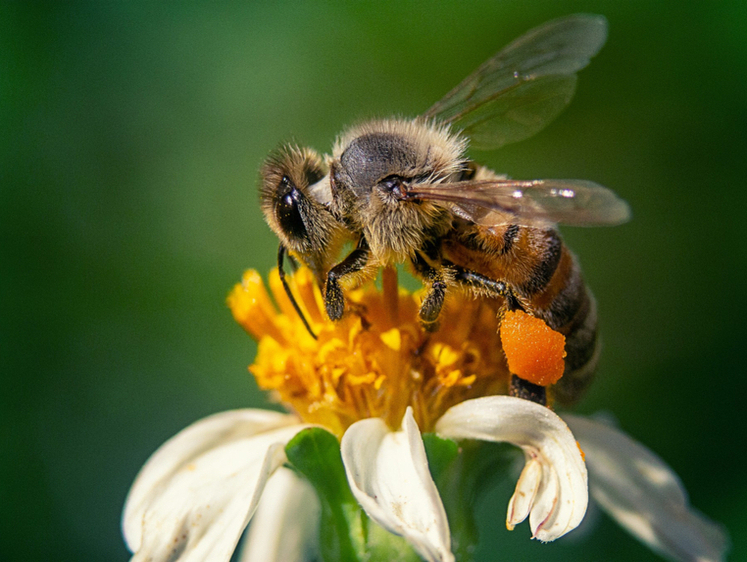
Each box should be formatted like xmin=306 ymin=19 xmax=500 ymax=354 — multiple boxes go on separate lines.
xmin=228 ymin=267 xmax=509 ymax=436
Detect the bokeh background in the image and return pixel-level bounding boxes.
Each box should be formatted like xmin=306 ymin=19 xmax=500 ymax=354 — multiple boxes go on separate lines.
xmin=3 ymin=2 xmax=745 ymax=561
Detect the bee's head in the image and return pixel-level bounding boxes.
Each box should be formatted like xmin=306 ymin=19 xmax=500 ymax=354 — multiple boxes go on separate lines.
xmin=260 ymin=145 xmax=344 ymax=275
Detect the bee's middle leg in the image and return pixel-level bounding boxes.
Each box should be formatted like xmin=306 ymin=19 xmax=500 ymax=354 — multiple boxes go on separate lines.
xmin=412 ymin=250 xmax=448 ymax=331
xmin=325 ymin=238 xmax=370 ymax=321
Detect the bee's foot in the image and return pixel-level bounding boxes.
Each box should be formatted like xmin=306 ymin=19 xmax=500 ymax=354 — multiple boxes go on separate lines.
xmin=325 ymin=283 xmax=345 ymax=321
xmin=420 ymin=319 xmax=441 ymax=333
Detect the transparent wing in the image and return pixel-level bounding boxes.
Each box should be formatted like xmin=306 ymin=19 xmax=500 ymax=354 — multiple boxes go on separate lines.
xmin=423 ymin=14 xmax=607 ymax=150
xmin=407 ymin=179 xmax=631 ymax=227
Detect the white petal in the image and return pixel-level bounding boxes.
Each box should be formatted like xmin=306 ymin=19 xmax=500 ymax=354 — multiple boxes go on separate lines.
xmin=435 ymin=396 xmax=588 ymax=541
xmin=564 ymin=414 xmax=729 ymax=562
xmin=341 ymin=407 xmax=454 ymax=562
xmin=239 ymin=467 xmax=320 ymax=562
xmin=507 ymin=458 xmax=542 ymax=530
xmin=123 ymin=409 xmax=308 ymax=562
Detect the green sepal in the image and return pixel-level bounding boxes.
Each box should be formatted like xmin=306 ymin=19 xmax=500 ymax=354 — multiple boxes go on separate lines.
xmin=421 ymin=432 xmax=459 ymax=479
xmin=362 ymin=520 xmax=423 ymax=562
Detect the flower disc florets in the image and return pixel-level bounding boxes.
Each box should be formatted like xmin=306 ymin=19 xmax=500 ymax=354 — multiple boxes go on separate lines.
xmin=228 ymin=267 xmax=509 ymax=436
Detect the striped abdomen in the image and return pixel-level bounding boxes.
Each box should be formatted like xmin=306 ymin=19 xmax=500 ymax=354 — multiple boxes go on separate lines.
xmin=442 ymin=221 xmax=599 ymax=404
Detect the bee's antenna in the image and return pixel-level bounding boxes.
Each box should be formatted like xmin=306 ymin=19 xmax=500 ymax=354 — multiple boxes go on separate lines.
xmin=277 ymin=244 xmax=318 ymax=340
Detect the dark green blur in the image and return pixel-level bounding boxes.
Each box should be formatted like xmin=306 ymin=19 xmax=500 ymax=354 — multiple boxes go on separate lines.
xmin=2 ymin=2 xmax=745 ymax=561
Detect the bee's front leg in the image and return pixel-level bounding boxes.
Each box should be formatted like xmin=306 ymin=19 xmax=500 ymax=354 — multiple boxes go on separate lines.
xmin=412 ymin=244 xmax=449 ymax=332
xmin=325 ymin=238 xmax=370 ymax=321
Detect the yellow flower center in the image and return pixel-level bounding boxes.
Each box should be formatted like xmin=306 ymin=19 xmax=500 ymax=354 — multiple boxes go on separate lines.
xmin=228 ymin=267 xmax=509 ymax=437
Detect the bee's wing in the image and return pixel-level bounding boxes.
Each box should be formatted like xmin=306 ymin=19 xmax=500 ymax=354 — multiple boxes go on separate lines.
xmin=407 ymin=179 xmax=631 ymax=227
xmin=423 ymin=14 xmax=607 ymax=151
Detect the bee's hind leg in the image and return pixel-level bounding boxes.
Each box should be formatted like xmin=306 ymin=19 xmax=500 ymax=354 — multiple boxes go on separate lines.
xmin=450 ymin=264 xmax=547 ymax=406
xmin=450 ymin=264 xmax=524 ymax=312
xmin=509 ymin=375 xmax=547 ymax=406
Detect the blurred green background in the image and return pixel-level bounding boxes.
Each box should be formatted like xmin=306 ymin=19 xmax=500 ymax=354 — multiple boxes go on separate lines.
xmin=3 ymin=1 xmax=745 ymax=561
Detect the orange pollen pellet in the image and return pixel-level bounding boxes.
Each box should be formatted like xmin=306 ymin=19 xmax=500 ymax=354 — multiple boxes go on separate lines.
xmin=500 ymin=310 xmax=566 ymax=386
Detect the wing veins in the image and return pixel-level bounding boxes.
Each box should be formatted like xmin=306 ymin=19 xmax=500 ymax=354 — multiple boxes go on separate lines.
xmin=408 ymin=178 xmax=631 ymax=227
xmin=421 ymin=15 xmax=608 ymax=150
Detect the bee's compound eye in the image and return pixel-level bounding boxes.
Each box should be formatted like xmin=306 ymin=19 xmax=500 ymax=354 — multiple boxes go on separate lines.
xmin=276 ymin=179 xmax=307 ymax=241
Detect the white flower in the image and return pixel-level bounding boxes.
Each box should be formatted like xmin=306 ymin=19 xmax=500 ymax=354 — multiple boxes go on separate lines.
xmin=123 ymin=400 xmax=727 ymax=562
xmin=123 ymin=396 xmax=586 ymax=562
xmin=123 ymin=269 xmax=727 ymax=562
xmin=565 ymin=414 xmax=729 ymax=562
xmin=435 ymin=397 xmax=587 ymax=541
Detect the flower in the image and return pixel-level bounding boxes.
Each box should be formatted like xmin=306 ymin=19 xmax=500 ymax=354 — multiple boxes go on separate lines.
xmin=564 ymin=414 xmax=729 ymax=562
xmin=122 ymin=268 xmax=727 ymax=562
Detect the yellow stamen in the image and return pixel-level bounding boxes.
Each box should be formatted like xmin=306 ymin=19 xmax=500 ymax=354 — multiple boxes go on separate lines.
xmin=228 ymin=267 xmax=511 ymax=436
xmin=380 ymin=328 xmax=402 ymax=351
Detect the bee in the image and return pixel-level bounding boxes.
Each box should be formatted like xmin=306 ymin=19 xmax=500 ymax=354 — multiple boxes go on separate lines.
xmin=259 ymin=14 xmax=630 ymax=405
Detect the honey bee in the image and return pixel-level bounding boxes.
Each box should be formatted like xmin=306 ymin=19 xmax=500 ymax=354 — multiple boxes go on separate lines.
xmin=259 ymin=14 xmax=629 ymax=404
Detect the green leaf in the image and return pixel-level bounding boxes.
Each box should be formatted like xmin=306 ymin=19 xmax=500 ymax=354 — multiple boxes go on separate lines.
xmin=286 ymin=427 xmax=364 ymax=562
xmin=286 ymin=427 xmax=355 ymax=507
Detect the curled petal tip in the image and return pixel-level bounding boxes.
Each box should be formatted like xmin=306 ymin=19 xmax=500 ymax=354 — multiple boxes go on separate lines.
xmin=122 ymin=410 xmax=307 ymax=561
xmin=507 ymin=457 xmax=542 ymax=530
xmin=436 ymin=396 xmax=588 ymax=541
